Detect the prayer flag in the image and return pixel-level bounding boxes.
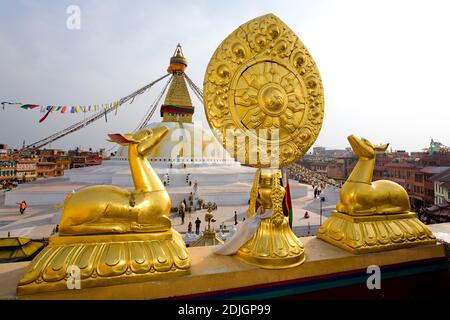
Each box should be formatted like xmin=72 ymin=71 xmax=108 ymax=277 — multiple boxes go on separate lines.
xmin=285 ymin=182 xmax=293 ymax=228
xmin=20 ymin=104 xmax=40 ymax=110
xmin=39 ymin=110 xmax=52 ymax=123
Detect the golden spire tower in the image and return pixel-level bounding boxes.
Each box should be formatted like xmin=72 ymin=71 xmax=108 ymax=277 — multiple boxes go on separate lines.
xmin=161 ymin=44 xmax=195 ymax=123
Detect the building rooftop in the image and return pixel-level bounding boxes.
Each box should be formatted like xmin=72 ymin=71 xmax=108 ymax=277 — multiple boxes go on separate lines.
xmin=420 ymin=166 xmax=450 ymax=175
xmin=431 ymin=168 xmax=450 ymax=182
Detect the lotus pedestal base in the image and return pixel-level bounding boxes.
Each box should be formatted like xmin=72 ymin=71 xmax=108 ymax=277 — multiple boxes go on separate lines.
xmin=236 ymin=216 xmax=305 ymax=269
xmin=17 ymin=229 xmax=190 ymax=296
xmin=317 ymin=211 xmax=436 ymax=254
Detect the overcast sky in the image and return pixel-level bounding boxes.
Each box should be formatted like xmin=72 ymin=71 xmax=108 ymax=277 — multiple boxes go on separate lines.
xmin=0 ymin=0 xmax=449 ymax=153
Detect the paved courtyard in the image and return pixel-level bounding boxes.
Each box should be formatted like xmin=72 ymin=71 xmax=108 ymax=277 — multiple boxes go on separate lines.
xmin=170 ymin=183 xmax=340 ymax=237
xmin=0 ymin=183 xmax=341 ymax=240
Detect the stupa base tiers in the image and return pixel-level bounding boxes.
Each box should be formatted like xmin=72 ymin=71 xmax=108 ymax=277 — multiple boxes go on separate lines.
xmin=16 ymin=229 xmax=190 ymax=296
xmin=236 ymin=217 xmax=306 ymax=269
xmin=317 ymin=211 xmax=436 ymax=254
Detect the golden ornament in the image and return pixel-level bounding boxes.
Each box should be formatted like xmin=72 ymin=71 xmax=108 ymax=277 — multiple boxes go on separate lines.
xmin=204 ymin=13 xmax=324 ymax=167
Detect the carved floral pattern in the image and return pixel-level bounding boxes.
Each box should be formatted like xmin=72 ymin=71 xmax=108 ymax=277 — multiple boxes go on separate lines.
xmin=17 ymin=231 xmax=190 ymax=295
xmin=204 ymin=14 xmax=324 ymax=167
xmin=317 ymin=212 xmax=436 ymax=254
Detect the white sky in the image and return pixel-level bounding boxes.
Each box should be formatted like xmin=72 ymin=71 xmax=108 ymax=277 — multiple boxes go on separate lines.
xmin=0 ymin=0 xmax=449 ymax=152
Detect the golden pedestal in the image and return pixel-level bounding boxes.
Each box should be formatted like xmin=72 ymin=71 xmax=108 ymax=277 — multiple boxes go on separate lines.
xmin=317 ymin=211 xmax=436 ymax=254
xmin=17 ymin=229 xmax=190 ymax=296
xmin=235 ymin=169 xmax=305 ymax=269
xmin=237 ymin=216 xmax=305 ymax=269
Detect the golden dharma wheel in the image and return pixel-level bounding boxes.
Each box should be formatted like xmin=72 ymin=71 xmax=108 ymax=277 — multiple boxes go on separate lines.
xmin=203 ymin=14 xmax=324 ymax=167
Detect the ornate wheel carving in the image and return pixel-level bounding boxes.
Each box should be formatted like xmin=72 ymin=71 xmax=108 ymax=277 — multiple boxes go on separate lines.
xmin=204 ymin=14 xmax=324 ymax=167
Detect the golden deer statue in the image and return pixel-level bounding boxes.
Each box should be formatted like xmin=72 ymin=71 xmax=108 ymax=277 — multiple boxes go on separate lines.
xmin=317 ymin=134 xmax=435 ymax=254
xmin=336 ymin=135 xmax=410 ymax=215
xmin=17 ymin=125 xmax=191 ymax=296
xmin=59 ymin=126 xmax=171 ymax=235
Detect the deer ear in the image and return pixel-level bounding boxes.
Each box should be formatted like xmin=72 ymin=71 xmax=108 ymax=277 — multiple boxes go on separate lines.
xmin=132 ymin=128 xmax=152 ymax=141
xmin=107 ymin=133 xmax=137 ymax=145
xmin=374 ymin=143 xmax=389 ymax=152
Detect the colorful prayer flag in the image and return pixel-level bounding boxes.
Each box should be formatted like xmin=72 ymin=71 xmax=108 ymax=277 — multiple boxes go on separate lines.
xmin=285 ymin=182 xmax=293 ymax=228
xmin=20 ymin=104 xmax=40 ymax=110
xmin=39 ymin=110 xmax=52 ymax=123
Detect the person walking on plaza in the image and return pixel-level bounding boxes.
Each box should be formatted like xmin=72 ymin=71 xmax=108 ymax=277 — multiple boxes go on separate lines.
xmin=234 ymin=211 xmax=238 ymax=225
xmin=180 ymin=201 xmax=186 ymax=225
xmin=188 ymin=221 xmax=192 ymax=234
xmin=18 ymin=200 xmax=27 ymax=215
xmin=195 ymin=217 xmax=201 ymax=235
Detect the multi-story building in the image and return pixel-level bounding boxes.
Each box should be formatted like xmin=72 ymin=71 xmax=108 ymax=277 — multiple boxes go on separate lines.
xmin=0 ymin=144 xmax=9 ymax=158
xmin=385 ymin=161 xmax=415 ymax=192
xmin=431 ymin=168 xmax=450 ymax=205
xmin=421 ymin=151 xmax=450 ymax=167
xmin=68 ymin=148 xmax=103 ymax=168
xmin=36 ymin=161 xmax=57 ymax=178
xmin=71 ymin=156 xmax=86 ymax=168
xmin=409 ymin=167 xmax=425 ymax=210
xmin=372 ymin=155 xmax=391 ymax=180
xmin=326 ymin=157 xmax=356 ymax=182
xmin=420 ymin=166 xmax=450 ymax=205
xmin=37 ymin=149 xmax=66 ymax=158
xmin=85 ymin=154 xmax=103 ymax=166
xmin=55 ymin=157 xmax=71 ymax=176
xmin=15 ymin=158 xmax=38 ymax=182
xmin=0 ymin=158 xmax=16 ymax=187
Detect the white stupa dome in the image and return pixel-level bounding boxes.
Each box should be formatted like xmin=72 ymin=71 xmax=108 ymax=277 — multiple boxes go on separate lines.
xmin=112 ymin=121 xmax=235 ymax=166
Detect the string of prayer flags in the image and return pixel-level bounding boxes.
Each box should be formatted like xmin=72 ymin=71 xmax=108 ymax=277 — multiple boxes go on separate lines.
xmin=15 ymin=100 xmax=121 ymax=124
xmin=30 ymin=103 xmax=117 ymax=114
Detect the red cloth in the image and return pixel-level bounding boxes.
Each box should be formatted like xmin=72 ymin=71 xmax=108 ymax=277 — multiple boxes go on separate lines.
xmin=39 ymin=109 xmax=52 ymax=123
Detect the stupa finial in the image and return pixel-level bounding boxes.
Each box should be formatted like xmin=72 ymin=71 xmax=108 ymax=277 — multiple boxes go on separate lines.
xmin=168 ymin=43 xmax=188 ymax=73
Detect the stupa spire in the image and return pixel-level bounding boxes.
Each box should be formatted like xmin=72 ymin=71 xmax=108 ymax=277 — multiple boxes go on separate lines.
xmin=161 ymin=44 xmax=194 ymax=123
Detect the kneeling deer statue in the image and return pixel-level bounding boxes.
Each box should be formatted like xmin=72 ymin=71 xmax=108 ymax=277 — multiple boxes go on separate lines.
xmin=336 ymin=135 xmax=410 ymax=215
xmin=59 ymin=126 xmax=171 ymax=235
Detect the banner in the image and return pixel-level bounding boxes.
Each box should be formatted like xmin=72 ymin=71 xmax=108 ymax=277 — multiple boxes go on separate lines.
xmin=21 ymin=102 xmax=119 ymax=115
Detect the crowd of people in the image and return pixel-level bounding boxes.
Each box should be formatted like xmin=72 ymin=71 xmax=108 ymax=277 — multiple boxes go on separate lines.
xmin=287 ymin=163 xmax=341 ymax=190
